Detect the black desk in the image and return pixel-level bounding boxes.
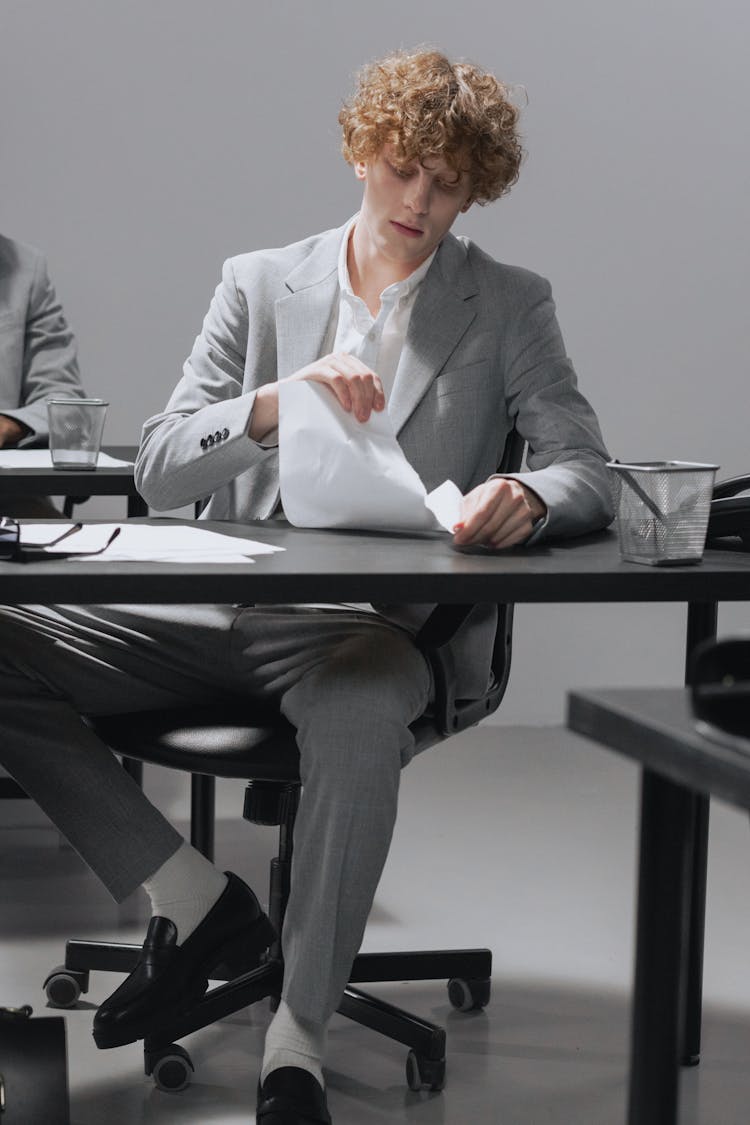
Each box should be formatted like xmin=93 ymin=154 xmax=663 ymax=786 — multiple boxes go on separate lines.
xmin=1 ymin=520 xmax=748 ymax=605
xmin=0 ymin=444 xmax=146 ymax=517
xmin=2 ymin=522 xmax=749 ymax=1119
xmin=567 ymin=686 xmax=749 ymax=1125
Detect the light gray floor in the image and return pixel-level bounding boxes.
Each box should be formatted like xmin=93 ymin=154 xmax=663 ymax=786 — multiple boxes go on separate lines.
xmin=2 ymin=724 xmax=750 ymax=1124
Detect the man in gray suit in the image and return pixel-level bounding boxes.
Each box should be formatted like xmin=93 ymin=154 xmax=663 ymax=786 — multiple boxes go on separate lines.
xmin=0 ymin=235 xmax=86 ymax=513
xmin=0 ymin=49 xmax=612 ymax=1124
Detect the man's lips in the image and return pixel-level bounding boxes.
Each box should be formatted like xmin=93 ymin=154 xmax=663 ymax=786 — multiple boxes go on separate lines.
xmin=391 ymin=220 xmax=423 ymax=237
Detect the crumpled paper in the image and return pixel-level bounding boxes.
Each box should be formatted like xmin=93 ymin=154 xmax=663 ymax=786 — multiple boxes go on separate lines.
xmin=278 ymin=381 xmax=462 ymax=532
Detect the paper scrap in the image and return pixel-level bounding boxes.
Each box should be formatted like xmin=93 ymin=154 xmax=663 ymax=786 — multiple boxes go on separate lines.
xmin=0 ymin=450 xmax=133 ymax=469
xmin=19 ymin=523 xmax=284 ymax=564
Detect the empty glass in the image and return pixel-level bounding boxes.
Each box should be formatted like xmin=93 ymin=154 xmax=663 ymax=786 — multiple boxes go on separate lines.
xmin=47 ymin=398 xmax=109 ymax=470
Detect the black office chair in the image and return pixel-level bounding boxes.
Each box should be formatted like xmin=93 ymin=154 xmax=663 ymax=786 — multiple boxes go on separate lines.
xmin=44 ymin=431 xmax=525 ymax=1095
xmin=691 ymin=636 xmax=750 ymax=748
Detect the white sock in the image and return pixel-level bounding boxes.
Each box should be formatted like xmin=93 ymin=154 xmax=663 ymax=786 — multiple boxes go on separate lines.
xmin=261 ymin=999 xmax=327 ymax=1089
xmin=142 ymin=841 xmax=228 ymax=944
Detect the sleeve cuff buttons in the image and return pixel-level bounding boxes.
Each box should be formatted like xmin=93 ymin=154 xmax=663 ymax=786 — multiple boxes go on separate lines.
xmin=200 ymin=428 xmax=230 ymax=451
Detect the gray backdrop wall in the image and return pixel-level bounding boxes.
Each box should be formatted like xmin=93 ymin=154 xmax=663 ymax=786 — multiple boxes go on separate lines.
xmin=2 ymin=0 xmax=747 ymax=722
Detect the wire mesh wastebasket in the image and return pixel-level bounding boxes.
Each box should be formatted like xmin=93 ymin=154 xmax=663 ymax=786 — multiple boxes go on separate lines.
xmin=608 ymin=461 xmax=719 ymax=565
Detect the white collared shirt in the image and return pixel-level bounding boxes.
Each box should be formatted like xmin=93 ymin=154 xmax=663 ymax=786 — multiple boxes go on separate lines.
xmin=257 ymin=216 xmax=436 ymax=451
xmin=288 ymin=218 xmax=438 ymax=617
xmin=326 ymin=214 xmax=437 ymax=404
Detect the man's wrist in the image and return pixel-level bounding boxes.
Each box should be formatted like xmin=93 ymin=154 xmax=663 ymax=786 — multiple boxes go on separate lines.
xmin=248 ymin=385 xmax=279 ymax=443
xmin=520 ymin=482 xmax=547 ymax=522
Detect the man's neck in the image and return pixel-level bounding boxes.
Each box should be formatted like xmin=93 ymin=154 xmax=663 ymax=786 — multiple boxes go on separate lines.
xmin=348 ymin=222 xmax=427 ymax=318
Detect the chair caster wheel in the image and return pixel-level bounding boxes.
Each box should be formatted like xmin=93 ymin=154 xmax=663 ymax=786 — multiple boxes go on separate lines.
xmin=145 ymin=1043 xmax=194 ymax=1092
xmin=448 ymin=976 xmax=490 ymax=1012
xmin=43 ymin=965 xmax=89 ymax=1008
xmin=406 ymin=1049 xmax=446 ymax=1092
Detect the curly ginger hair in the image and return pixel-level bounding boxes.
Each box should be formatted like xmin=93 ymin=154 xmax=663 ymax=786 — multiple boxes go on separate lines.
xmin=339 ymin=48 xmax=524 ymax=205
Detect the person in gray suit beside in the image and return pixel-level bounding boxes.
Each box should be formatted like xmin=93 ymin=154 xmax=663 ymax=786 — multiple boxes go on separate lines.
xmin=0 ymin=235 xmax=86 ymax=513
xmin=0 ymin=49 xmax=613 ymax=1124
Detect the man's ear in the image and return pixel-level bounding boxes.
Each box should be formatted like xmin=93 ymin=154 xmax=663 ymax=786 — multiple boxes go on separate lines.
xmin=460 ymin=197 xmax=474 ymax=214
xmin=354 ymin=161 xmax=367 ymax=181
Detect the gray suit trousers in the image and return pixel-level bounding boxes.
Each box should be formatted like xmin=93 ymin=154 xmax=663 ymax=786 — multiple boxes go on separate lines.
xmin=0 ymin=603 xmax=431 ymax=1022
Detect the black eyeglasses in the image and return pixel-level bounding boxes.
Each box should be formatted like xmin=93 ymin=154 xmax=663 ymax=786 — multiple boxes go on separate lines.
xmin=0 ymin=518 xmax=121 ymax=562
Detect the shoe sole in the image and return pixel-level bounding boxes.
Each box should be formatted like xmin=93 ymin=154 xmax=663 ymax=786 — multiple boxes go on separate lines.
xmin=92 ymin=911 xmax=276 ymax=1049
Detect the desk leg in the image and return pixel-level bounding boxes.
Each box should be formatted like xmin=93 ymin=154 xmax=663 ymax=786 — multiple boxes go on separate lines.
xmin=681 ymin=600 xmax=717 ymax=1066
xmin=628 ymin=768 xmax=694 ymax=1125
xmin=127 ymin=494 xmax=148 ymax=517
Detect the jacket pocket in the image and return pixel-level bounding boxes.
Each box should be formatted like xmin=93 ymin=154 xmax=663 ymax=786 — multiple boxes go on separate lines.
xmin=435 ymin=360 xmax=490 ymax=397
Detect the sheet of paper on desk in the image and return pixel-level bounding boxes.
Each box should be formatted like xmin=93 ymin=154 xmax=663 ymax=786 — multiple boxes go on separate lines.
xmin=20 ymin=523 xmax=284 ymax=563
xmin=0 ymin=450 xmax=133 ymax=469
xmin=278 ymin=381 xmax=462 ymax=532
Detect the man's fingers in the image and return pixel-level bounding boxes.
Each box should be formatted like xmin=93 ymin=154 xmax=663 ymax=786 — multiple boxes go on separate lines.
xmin=453 ymin=480 xmax=534 ymax=548
xmin=372 ymin=378 xmax=386 ymax=412
xmin=349 ymin=374 xmax=373 ymax=421
xmin=293 ymin=354 xmax=385 ymax=422
xmin=485 ymin=511 xmax=533 ymax=548
xmin=328 ymin=372 xmax=353 ymax=412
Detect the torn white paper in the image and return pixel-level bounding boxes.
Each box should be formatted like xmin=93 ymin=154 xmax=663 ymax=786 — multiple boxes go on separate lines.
xmin=278 ymin=381 xmax=462 ymax=532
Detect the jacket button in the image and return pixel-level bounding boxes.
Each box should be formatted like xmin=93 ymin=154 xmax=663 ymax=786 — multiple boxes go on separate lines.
xmin=200 ymin=437 xmax=207 ymax=450
xmin=222 ymin=427 xmax=229 ymax=439
xmin=206 ymin=434 xmax=214 ymax=446
xmin=214 ymin=430 xmax=222 ymax=443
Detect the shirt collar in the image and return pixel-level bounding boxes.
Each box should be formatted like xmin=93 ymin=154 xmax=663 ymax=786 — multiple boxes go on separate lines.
xmin=337 ymin=213 xmax=438 ymax=308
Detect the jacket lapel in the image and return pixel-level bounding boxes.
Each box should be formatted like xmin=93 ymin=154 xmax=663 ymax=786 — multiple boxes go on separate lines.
xmin=274 ymin=225 xmax=478 ymax=429
xmin=275 ymin=226 xmax=343 ymax=379
xmin=389 ymin=233 xmax=478 ymax=436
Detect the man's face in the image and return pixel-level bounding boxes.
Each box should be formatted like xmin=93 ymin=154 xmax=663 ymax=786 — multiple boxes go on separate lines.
xmin=354 ymin=143 xmax=473 ymax=271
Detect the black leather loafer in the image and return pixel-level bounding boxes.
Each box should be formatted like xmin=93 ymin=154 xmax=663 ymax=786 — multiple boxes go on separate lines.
xmin=256 ymin=1066 xmax=332 ymax=1124
xmin=93 ymin=871 xmax=275 ymax=1048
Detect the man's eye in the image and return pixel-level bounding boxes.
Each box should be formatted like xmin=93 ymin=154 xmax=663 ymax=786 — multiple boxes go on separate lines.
xmin=389 ymin=163 xmax=413 ymax=179
xmin=438 ymin=179 xmax=460 ymax=192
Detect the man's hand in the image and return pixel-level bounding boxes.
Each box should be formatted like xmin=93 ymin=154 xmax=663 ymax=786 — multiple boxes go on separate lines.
xmin=452 ymin=477 xmax=547 ymax=550
xmin=249 ymin=354 xmax=385 ymax=442
xmin=290 ymin=353 xmax=386 ymax=421
xmin=0 ymin=415 xmax=30 ymax=449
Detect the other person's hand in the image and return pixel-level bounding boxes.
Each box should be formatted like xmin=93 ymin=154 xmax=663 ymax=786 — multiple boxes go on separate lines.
xmin=452 ymin=477 xmax=547 ymax=550
xmin=0 ymin=415 xmax=31 ymax=449
xmin=249 ymin=354 xmax=385 ymax=442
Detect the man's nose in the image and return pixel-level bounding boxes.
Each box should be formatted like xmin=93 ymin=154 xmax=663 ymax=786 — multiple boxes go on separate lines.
xmin=406 ymin=176 xmax=430 ymax=215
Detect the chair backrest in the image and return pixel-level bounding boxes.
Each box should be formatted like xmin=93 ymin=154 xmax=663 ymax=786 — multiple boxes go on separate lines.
xmin=413 ymin=427 xmax=525 ymax=737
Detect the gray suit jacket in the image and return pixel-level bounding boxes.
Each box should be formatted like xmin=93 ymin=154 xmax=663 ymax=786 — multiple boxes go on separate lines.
xmin=136 ymin=222 xmax=614 ymax=696
xmin=0 ymin=235 xmax=84 ymax=443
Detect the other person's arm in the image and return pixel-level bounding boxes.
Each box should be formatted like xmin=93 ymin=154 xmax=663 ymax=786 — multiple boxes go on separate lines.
xmin=1 ymin=253 xmax=84 ymax=445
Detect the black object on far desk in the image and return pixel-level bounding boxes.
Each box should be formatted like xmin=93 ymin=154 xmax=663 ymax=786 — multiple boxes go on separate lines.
xmin=567 ymin=685 xmax=750 ymax=1125
xmin=0 ymin=444 xmax=146 ymax=517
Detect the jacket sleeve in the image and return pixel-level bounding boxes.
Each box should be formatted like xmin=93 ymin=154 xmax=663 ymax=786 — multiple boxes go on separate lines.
xmin=497 ymin=274 xmax=614 ymax=540
xmin=135 ymin=257 xmax=277 ymax=512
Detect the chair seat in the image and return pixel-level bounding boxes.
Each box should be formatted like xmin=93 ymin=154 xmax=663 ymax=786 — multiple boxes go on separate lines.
xmin=90 ymin=708 xmax=302 ymax=781
xmin=90 ymin=706 xmax=444 ymax=782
